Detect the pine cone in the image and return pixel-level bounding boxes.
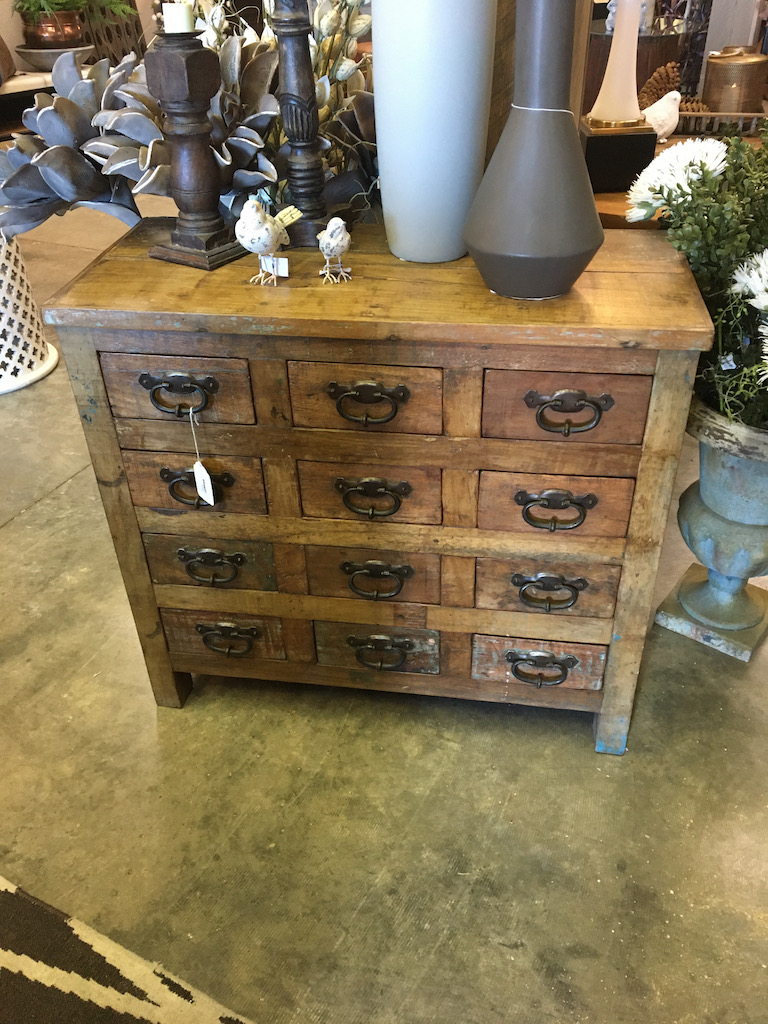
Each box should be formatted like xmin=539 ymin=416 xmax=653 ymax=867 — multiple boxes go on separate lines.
xmin=680 ymin=97 xmax=710 ymax=113
xmin=638 ymin=62 xmax=681 ymax=108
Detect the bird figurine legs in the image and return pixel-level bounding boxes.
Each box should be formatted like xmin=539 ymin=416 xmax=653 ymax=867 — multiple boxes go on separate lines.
xmin=249 ymin=256 xmax=280 ymax=286
xmin=319 ymin=255 xmax=352 ymax=285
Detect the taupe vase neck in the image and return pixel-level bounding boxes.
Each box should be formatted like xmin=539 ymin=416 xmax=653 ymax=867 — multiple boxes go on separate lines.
xmin=463 ymin=0 xmax=604 ymax=299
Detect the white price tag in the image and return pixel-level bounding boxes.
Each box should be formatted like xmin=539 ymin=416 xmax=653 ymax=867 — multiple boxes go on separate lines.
xmin=259 ymin=255 xmax=290 ymax=278
xmin=193 ymin=460 xmax=216 ymax=506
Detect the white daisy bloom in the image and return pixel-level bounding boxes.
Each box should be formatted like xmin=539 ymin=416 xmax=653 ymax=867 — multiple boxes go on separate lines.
xmin=732 ymin=250 xmax=768 ymax=312
xmin=626 ymin=137 xmax=728 ymax=221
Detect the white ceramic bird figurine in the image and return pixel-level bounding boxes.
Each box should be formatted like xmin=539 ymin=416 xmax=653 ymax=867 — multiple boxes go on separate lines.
xmin=235 ymin=196 xmax=290 ymax=286
xmin=317 ymin=217 xmax=352 ymax=284
xmin=642 ymin=90 xmax=681 ymax=144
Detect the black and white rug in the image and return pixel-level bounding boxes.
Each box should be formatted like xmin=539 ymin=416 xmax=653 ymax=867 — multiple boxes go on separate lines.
xmin=0 ymin=876 xmax=254 ymax=1023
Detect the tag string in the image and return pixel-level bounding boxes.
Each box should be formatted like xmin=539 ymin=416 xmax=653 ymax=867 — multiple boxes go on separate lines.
xmin=189 ymin=408 xmax=202 ymax=462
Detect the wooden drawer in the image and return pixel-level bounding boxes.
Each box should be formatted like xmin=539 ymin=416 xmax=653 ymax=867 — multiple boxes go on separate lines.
xmin=123 ymin=451 xmax=267 ymax=515
xmin=161 ymin=609 xmax=286 ymax=662
xmin=482 ymin=370 xmax=652 ymax=444
xmin=297 ymin=461 xmax=442 ymax=524
xmin=477 ymin=471 xmax=635 ymax=537
xmin=288 ymin=361 xmax=443 ymax=433
xmin=306 ymin=545 xmax=441 ymax=603
xmin=315 ymin=620 xmax=440 ymax=674
xmin=144 ymin=534 xmax=277 ymax=590
xmin=101 ymin=353 xmax=255 ymax=423
xmin=472 ymin=634 xmax=606 ymax=690
xmin=475 ymin=556 xmax=621 ymax=618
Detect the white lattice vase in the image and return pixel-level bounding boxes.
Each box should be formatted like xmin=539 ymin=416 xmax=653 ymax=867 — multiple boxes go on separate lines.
xmin=0 ymin=235 xmax=58 ymax=396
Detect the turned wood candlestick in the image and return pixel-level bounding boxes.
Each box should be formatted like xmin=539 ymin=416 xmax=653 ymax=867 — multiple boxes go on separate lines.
xmin=144 ymin=31 xmax=244 ymax=269
xmin=272 ymin=0 xmax=327 ymax=246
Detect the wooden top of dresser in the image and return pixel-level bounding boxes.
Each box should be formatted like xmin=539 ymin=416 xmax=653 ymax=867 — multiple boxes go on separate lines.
xmin=45 ymin=220 xmax=713 ymax=351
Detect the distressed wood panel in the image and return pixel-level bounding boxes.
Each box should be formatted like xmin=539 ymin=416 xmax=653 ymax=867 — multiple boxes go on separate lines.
xmin=315 ymin=621 xmax=440 ymax=675
xmin=144 ymin=533 xmax=277 ymax=590
xmin=482 ymin=370 xmax=653 ymax=444
xmin=475 ymin=556 xmax=621 ymax=618
xmin=297 ymin=461 xmax=442 ymax=524
xmin=122 ymin=451 xmax=267 ymax=515
xmin=100 ymin=352 xmax=255 ymax=423
xmin=306 ymin=544 xmax=440 ymax=604
xmin=472 ymin=635 xmax=607 ymax=690
xmin=477 ymin=471 xmax=635 ymax=538
xmin=288 ymin=361 xmax=443 ymax=433
xmin=160 ymin=608 xmax=286 ymax=662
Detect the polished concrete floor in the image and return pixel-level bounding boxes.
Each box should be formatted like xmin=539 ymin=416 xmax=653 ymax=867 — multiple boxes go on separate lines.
xmin=2 ymin=206 xmax=767 ymax=1024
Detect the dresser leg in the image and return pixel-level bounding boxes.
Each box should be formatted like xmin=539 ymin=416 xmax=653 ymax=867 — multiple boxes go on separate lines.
xmin=151 ymin=670 xmax=193 ymax=708
xmin=593 ymin=711 xmax=629 ymax=755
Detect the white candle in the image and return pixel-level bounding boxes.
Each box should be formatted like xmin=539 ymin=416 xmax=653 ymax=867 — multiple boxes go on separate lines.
xmin=162 ymin=2 xmax=195 ymax=33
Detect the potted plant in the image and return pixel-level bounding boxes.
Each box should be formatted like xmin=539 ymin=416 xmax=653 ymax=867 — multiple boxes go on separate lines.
xmin=13 ymin=0 xmax=137 ymax=49
xmin=627 ymin=134 xmax=768 ymax=651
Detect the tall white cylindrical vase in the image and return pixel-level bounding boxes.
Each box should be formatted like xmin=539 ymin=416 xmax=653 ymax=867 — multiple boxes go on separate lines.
xmin=371 ymin=0 xmax=497 ymax=263
xmin=0 ymin=235 xmax=58 ymax=396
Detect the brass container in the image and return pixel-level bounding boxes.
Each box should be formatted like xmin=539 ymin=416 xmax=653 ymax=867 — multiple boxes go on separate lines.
xmin=702 ymin=46 xmax=768 ymax=112
xmin=22 ymin=12 xmax=84 ymax=49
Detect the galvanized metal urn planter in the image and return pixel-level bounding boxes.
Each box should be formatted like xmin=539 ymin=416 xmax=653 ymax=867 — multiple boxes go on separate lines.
xmin=671 ymin=397 xmax=768 ymax=658
xmin=463 ymin=0 xmax=604 ymax=299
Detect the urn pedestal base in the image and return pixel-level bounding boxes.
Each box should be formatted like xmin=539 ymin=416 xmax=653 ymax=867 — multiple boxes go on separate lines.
xmin=655 ymin=564 xmax=768 ymax=662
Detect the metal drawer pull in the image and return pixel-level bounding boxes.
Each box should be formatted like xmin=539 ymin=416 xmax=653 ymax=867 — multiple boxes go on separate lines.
xmin=196 ymin=621 xmax=260 ymax=657
xmin=326 ymin=380 xmax=410 ymax=426
xmin=341 ymin=559 xmax=414 ymax=600
xmin=515 ymin=488 xmax=597 ymax=532
xmin=159 ymin=467 xmax=235 ymax=507
xmin=334 ymin=476 xmax=412 ymax=518
xmin=138 ymin=371 xmax=219 ymax=416
xmin=505 ymin=650 xmax=578 ymax=687
xmin=177 ymin=547 xmax=246 ymax=586
xmin=510 ymin=571 xmax=589 ymax=612
xmin=346 ymin=633 xmax=414 ymax=670
xmin=524 ymin=388 xmax=614 ymax=436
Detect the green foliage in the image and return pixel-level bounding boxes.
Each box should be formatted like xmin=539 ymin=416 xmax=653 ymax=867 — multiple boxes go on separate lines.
xmin=657 ymin=131 xmax=768 ymax=430
xmin=12 ymin=0 xmax=137 ymax=25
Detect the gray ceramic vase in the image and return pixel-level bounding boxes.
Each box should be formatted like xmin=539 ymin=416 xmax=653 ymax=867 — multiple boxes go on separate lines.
xmin=464 ymin=0 xmax=604 ymax=299
xmin=677 ymin=397 xmax=768 ymax=631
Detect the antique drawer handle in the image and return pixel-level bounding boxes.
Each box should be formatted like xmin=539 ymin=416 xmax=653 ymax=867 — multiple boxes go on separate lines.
xmin=514 ymin=488 xmax=598 ymax=532
xmin=177 ymin=547 xmax=246 ymax=586
xmin=346 ymin=633 xmax=414 ymax=670
xmin=159 ymin=467 xmax=235 ymax=508
xmin=510 ymin=571 xmax=589 ymax=612
xmin=340 ymin=559 xmax=414 ymax=600
xmin=334 ymin=476 xmax=412 ymax=518
xmin=326 ymin=380 xmax=410 ymax=426
xmin=505 ymin=649 xmax=578 ymax=688
xmin=195 ymin=621 xmax=260 ymax=657
xmin=138 ymin=371 xmax=219 ymax=416
xmin=523 ymin=388 xmax=614 ymax=436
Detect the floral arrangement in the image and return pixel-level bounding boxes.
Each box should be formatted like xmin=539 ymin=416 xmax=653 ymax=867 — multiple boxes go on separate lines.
xmin=0 ymin=0 xmax=376 ymax=238
xmin=627 ymin=133 xmax=768 ymax=430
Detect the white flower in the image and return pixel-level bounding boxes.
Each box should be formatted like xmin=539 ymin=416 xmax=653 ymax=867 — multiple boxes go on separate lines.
xmin=626 ymin=137 xmax=728 ymax=221
xmin=195 ymin=1 xmax=229 ymax=48
xmin=732 ymin=249 xmax=768 ymax=313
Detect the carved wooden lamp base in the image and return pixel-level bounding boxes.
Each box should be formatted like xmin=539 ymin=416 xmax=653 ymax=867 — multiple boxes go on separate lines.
xmin=145 ymin=32 xmax=245 ymax=270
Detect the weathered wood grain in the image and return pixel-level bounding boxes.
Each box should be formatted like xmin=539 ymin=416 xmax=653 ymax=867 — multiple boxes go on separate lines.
xmin=482 ymin=369 xmax=653 ymax=444
xmin=143 ymin=533 xmax=276 ymax=590
xmin=100 ymin=352 xmax=255 ymax=423
xmin=472 ymin=635 xmax=607 ymax=691
xmin=305 ymin=544 xmax=441 ymax=604
xmin=475 ymin=556 xmax=621 ymax=619
xmin=287 ymin=360 xmax=443 ymax=434
xmin=297 ymin=461 xmax=443 ymax=524
xmin=122 ymin=450 xmax=268 ymax=515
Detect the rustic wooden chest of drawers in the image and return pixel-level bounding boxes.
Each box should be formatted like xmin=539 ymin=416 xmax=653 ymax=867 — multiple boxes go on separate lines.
xmin=46 ymin=221 xmax=712 ymax=754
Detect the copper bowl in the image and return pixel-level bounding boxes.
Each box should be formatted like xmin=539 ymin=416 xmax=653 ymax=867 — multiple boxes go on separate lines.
xmin=22 ymin=12 xmax=84 ymax=49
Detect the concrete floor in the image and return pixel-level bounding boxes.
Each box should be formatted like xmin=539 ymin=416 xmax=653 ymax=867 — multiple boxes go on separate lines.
xmin=1 ymin=205 xmax=767 ymax=1024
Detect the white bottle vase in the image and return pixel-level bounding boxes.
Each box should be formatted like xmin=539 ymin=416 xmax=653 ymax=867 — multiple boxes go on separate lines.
xmin=371 ymin=0 xmax=497 ymax=263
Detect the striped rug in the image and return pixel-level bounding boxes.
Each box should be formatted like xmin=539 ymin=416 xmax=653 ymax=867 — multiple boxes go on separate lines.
xmin=0 ymin=876 xmax=254 ymax=1023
